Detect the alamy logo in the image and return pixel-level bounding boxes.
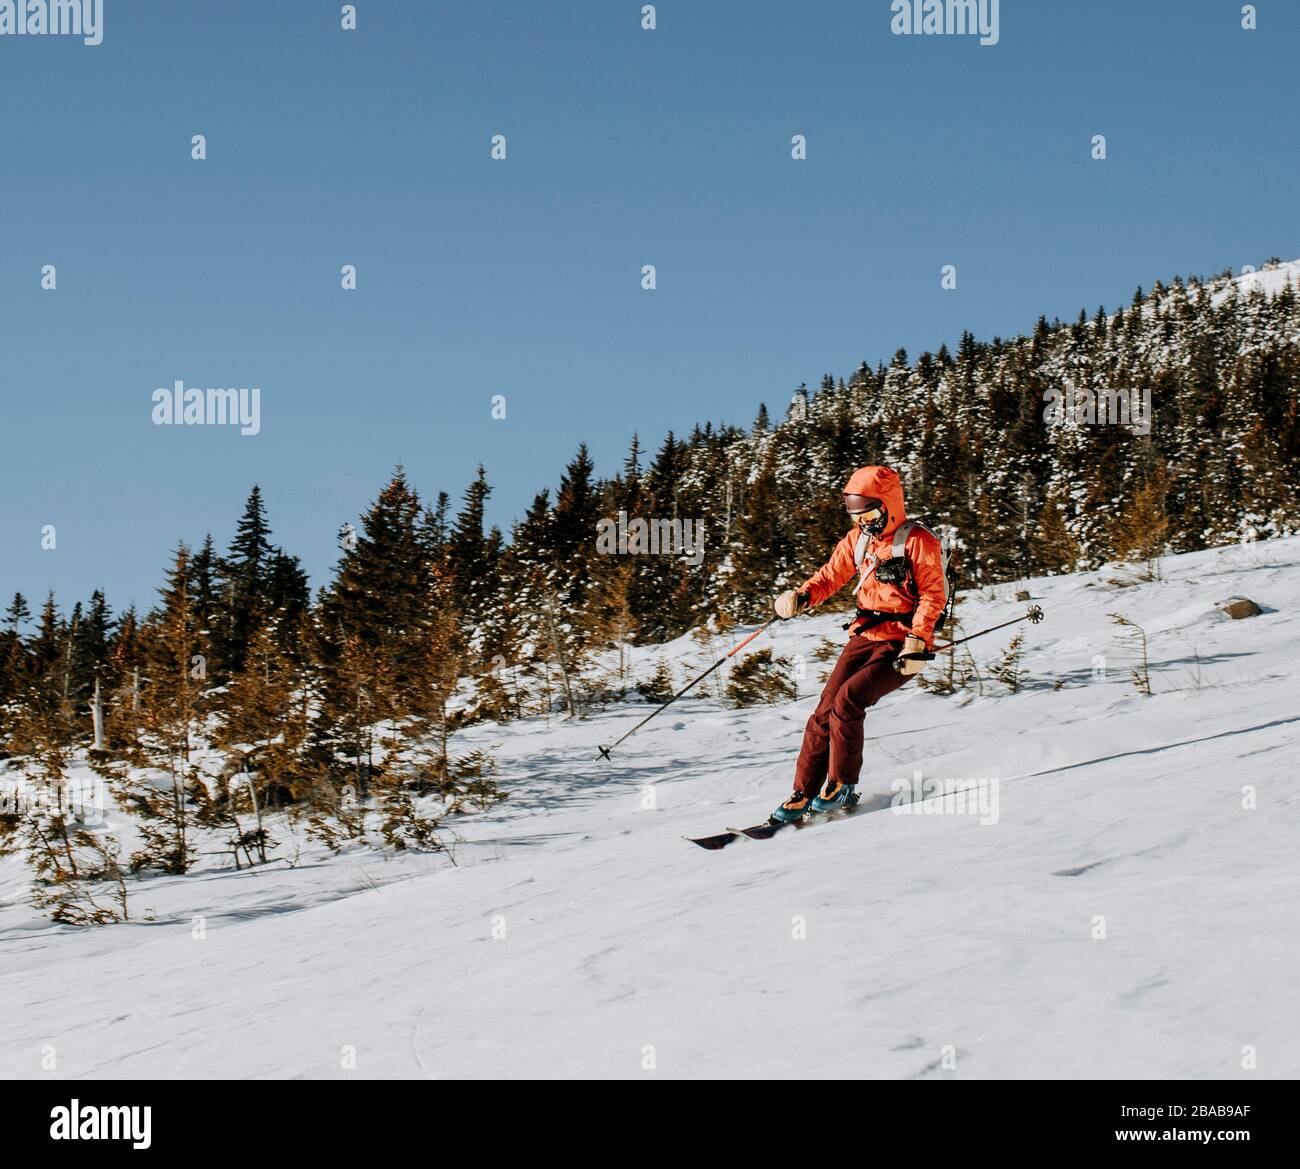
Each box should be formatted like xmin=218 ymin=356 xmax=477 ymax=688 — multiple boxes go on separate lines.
xmin=595 ymin=510 xmax=705 ymax=567
xmin=890 ymin=0 xmax=1000 ymax=47
xmin=891 ymin=770 xmax=1000 ymax=825
xmin=152 ymin=380 xmax=262 ymax=436
xmin=0 ymin=0 xmax=103 ymax=45
xmin=50 ymin=1100 xmax=151 ymax=1149
xmin=1 ymin=774 xmax=108 ymax=826
xmin=1042 ymin=384 xmax=1152 ymax=436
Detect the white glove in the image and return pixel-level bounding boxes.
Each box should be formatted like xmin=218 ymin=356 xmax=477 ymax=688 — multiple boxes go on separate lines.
xmin=774 ymin=590 xmax=810 ymax=620
xmin=895 ymin=634 xmax=932 ymax=676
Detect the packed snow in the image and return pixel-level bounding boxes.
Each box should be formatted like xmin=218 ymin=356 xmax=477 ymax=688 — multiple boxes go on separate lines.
xmin=2 ymin=537 xmax=1298 ymax=1079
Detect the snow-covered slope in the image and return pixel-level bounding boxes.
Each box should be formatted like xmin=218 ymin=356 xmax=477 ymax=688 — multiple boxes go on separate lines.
xmin=1215 ymin=259 xmax=1300 ymax=303
xmin=3 ymin=539 xmax=1298 ymax=1079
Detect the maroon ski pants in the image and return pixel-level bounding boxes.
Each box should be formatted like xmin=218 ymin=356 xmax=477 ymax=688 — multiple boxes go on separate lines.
xmin=794 ymin=635 xmax=910 ymax=795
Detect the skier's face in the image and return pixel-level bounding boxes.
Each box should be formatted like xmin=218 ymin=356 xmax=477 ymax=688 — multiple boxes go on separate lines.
xmin=845 ymin=494 xmax=884 ymax=530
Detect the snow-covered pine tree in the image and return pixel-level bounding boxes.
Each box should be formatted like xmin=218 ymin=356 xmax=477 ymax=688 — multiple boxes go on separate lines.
xmin=728 ymin=447 xmax=795 ymax=623
xmin=448 ymin=465 xmax=498 ymax=639
xmin=633 ymin=431 xmax=697 ymax=640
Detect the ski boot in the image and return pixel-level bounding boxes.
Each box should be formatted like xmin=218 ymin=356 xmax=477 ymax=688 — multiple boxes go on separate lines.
xmin=771 ymin=789 xmax=814 ymax=824
xmin=811 ymin=780 xmax=858 ymax=814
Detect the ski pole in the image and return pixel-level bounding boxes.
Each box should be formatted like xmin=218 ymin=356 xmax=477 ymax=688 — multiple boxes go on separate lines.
xmin=938 ymin=603 xmax=1044 ymax=650
xmin=895 ymin=605 xmax=1044 ymax=671
xmin=597 ymin=615 xmax=785 ymax=761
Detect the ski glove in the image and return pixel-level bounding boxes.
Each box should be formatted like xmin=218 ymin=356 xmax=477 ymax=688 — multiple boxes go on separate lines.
xmin=895 ymin=634 xmax=933 ymax=676
xmin=774 ymin=590 xmax=810 ymax=620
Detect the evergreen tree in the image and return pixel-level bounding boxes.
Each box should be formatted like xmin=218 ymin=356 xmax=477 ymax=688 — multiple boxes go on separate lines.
xmin=314 ymin=469 xmax=439 ymax=793
xmin=266 ymin=550 xmax=310 ymax=655
xmin=549 ymin=444 xmax=602 ymax=612
xmin=448 ymin=466 xmax=501 ymax=639
xmin=728 ymin=451 xmax=794 ymax=622
xmin=189 ymin=535 xmax=220 ymax=673
xmin=217 ymin=486 xmax=275 ymax=675
xmin=0 ymin=593 xmax=33 ymax=713
xmin=31 ymin=594 xmax=62 ymax=683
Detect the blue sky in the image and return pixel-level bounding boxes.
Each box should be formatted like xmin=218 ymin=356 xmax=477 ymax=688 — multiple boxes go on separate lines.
xmin=2 ymin=0 xmax=1296 ymax=615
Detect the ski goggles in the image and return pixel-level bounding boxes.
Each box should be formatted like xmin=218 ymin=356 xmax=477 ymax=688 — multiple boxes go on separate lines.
xmin=843 ymin=494 xmax=883 ymax=517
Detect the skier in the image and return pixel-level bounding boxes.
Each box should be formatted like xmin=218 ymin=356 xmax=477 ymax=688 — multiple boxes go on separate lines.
xmin=770 ymin=465 xmax=947 ymax=823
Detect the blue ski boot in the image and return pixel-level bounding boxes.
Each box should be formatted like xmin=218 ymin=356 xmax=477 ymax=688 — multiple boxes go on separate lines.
xmin=771 ymin=789 xmax=814 ymax=824
xmin=811 ymin=780 xmax=858 ymax=813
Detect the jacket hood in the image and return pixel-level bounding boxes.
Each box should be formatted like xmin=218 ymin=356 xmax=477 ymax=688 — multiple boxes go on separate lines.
xmin=844 ymin=465 xmax=907 ymax=538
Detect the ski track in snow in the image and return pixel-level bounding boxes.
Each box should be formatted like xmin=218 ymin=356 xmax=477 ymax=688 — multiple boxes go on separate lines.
xmin=2 ymin=538 xmax=1298 ymax=1079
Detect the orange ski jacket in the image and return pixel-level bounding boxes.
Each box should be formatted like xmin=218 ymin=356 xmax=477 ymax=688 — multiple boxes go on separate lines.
xmin=798 ymin=466 xmax=947 ymax=647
